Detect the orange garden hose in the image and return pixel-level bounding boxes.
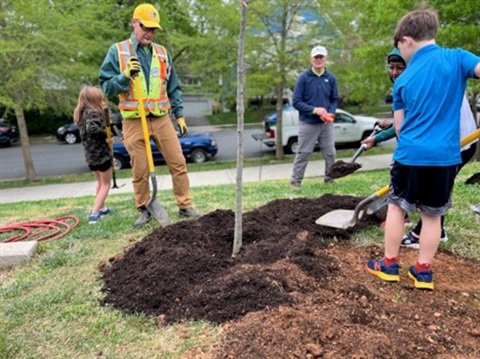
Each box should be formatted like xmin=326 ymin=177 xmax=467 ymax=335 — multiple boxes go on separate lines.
xmin=0 ymin=215 xmax=80 ymax=243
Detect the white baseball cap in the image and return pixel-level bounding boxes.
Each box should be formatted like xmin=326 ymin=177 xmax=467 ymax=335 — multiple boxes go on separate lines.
xmin=311 ymin=45 xmax=328 ymax=57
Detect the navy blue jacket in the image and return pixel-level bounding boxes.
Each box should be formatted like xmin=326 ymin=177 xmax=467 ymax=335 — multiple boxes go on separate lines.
xmin=293 ymin=68 xmax=339 ymax=124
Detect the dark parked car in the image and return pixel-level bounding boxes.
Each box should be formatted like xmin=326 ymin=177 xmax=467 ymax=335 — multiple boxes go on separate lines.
xmin=0 ymin=119 xmax=20 ymax=147
xmin=56 ymin=122 xmax=80 ymax=144
xmin=113 ymin=132 xmax=218 ymax=170
xmin=56 ymin=113 xmax=122 ymax=145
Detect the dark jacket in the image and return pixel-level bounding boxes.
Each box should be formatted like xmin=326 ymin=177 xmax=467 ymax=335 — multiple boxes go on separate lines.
xmin=292 ymin=68 xmax=339 ymax=124
xmin=79 ymin=109 xmax=112 ymax=167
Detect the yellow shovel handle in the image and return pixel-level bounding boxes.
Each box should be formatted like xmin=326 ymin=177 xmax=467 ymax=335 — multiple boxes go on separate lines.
xmin=375 ymin=185 xmax=389 ymax=198
xmin=460 ymin=129 xmax=480 ymax=148
xmin=132 ymin=76 xmax=155 ymax=173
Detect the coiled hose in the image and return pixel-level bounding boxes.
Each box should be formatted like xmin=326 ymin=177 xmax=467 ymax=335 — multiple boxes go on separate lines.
xmin=0 ymin=215 xmax=80 ymax=243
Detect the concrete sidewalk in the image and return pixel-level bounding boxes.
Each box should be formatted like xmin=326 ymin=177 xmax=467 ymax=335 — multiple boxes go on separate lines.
xmin=0 ymin=154 xmax=393 ymax=204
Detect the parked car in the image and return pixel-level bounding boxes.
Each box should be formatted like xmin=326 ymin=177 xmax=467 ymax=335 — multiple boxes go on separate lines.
xmin=0 ymin=119 xmax=20 ymax=147
xmin=56 ymin=112 xmax=122 ymax=145
xmin=112 ymin=132 xmax=218 ymax=170
xmin=56 ymin=122 xmax=81 ymax=144
xmin=253 ymin=108 xmax=384 ymax=154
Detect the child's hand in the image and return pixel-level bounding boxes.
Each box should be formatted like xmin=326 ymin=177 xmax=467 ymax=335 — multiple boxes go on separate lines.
xmin=106 ymin=138 xmax=113 ymax=145
xmin=361 ymin=136 xmax=376 ymax=150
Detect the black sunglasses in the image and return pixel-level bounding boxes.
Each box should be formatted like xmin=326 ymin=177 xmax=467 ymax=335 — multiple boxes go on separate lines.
xmin=138 ymin=22 xmax=157 ymax=33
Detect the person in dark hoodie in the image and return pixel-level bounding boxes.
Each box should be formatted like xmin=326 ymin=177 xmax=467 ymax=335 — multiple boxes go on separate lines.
xmin=361 ymin=49 xmax=405 ymax=149
xmin=290 ymin=45 xmax=339 ymax=188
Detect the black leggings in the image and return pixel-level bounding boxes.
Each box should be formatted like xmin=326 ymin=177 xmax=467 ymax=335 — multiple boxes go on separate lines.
xmin=411 ymin=143 xmax=477 ymax=236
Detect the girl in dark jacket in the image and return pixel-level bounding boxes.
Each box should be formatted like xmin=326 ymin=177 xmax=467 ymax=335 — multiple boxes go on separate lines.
xmin=73 ymin=86 xmax=113 ymax=224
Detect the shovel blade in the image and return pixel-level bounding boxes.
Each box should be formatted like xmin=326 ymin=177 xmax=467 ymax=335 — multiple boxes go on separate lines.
xmin=315 ymin=209 xmax=357 ymax=229
xmin=366 ymin=194 xmax=388 ymax=214
xmin=147 ymin=199 xmax=172 ymax=228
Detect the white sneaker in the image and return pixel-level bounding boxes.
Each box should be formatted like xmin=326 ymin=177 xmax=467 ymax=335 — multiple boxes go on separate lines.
xmin=472 ymin=204 xmax=480 ymax=215
xmin=440 ymin=230 xmax=448 ymax=243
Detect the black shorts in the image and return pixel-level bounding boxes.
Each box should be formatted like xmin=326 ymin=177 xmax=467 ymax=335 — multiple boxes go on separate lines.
xmin=388 ymin=161 xmax=457 ymax=216
xmin=88 ymin=160 xmax=112 ymax=172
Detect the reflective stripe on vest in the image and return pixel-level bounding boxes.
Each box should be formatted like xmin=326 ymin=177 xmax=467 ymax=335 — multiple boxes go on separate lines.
xmin=116 ymin=40 xmax=171 ymax=118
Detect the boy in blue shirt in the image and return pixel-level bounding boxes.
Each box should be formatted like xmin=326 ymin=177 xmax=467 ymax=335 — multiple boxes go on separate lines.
xmin=365 ymin=8 xmax=480 ymax=290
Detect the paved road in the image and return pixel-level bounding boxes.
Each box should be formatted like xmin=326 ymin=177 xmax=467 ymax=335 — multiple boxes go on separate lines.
xmin=0 ymin=126 xmax=272 ymax=180
xmin=0 ymin=125 xmax=395 ymax=181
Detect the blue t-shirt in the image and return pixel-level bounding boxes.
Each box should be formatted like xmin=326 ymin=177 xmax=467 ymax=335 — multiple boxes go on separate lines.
xmin=393 ymin=44 xmax=479 ymax=166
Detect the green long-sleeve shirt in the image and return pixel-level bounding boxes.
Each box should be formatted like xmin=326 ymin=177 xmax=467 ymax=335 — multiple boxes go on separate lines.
xmin=374 ymin=126 xmax=396 ymax=143
xmin=98 ymin=34 xmax=184 ymax=119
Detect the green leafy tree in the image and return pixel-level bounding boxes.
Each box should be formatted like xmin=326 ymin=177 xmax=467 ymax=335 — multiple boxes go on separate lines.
xmin=170 ymin=0 xmax=240 ymax=111
xmin=247 ymin=0 xmax=336 ymax=159
xmin=0 ymin=0 xmax=125 ymax=180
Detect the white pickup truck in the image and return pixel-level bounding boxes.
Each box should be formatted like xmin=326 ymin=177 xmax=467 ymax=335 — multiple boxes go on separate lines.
xmin=252 ymin=107 xmax=382 ymax=153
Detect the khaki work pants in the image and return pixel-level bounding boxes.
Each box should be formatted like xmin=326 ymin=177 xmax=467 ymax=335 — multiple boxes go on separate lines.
xmin=122 ymin=115 xmax=193 ymax=210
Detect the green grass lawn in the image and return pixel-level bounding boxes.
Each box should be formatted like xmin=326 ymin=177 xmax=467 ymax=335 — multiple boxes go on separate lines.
xmin=1 ymin=161 xmax=479 ymax=358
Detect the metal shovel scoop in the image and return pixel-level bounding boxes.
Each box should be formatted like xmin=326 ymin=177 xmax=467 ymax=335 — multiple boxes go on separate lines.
xmin=317 ymin=128 xmax=480 ymax=229
xmin=316 ymin=185 xmax=389 ymax=229
xmin=327 ymin=123 xmax=390 ymax=179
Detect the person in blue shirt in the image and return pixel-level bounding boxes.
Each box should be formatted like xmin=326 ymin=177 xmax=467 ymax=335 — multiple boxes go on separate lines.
xmin=362 ymin=49 xmax=478 ymax=247
xmin=365 ymin=8 xmax=480 ymax=290
xmin=290 ymin=45 xmax=339 ymax=188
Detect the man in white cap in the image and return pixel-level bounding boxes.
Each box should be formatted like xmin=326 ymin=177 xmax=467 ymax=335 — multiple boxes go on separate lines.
xmin=99 ymin=3 xmax=200 ymax=227
xmin=290 ymin=45 xmax=339 ymax=188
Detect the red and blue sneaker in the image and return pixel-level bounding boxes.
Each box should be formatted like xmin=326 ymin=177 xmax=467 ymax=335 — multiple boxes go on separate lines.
xmin=365 ymin=259 xmax=400 ymax=282
xmin=408 ymin=265 xmax=434 ymax=290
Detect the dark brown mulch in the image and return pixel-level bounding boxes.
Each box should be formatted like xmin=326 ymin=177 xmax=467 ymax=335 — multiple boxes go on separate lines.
xmin=465 ymin=172 xmax=480 ymax=185
xmin=99 ymin=193 xmax=480 ymax=359
xmin=328 ymin=160 xmax=362 ymax=179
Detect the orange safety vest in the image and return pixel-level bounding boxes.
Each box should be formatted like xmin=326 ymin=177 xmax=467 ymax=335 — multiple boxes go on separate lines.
xmin=116 ymin=40 xmax=171 ymax=118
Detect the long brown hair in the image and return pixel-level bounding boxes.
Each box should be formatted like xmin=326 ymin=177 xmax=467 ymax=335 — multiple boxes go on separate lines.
xmin=73 ymin=86 xmax=105 ymax=124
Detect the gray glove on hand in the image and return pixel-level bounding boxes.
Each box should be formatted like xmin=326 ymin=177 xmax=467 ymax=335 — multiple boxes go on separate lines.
xmin=124 ymin=57 xmax=140 ymax=79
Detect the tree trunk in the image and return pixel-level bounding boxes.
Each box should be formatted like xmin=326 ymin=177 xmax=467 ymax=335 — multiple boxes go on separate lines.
xmin=274 ymin=1 xmax=288 ymax=161
xmin=14 ymin=89 xmax=37 ymax=181
xmin=232 ymin=0 xmax=248 ymax=257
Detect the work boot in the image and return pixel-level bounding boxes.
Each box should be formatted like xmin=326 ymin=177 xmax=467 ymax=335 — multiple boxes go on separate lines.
xmin=290 ymin=182 xmax=301 ymax=189
xmin=324 ymin=176 xmax=335 ymax=184
xmin=133 ymin=208 xmax=151 ymax=227
xmin=179 ymin=208 xmax=201 ymax=218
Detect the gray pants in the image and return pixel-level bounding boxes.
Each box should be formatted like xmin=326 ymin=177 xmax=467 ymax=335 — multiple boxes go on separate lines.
xmin=290 ymin=121 xmax=336 ymax=184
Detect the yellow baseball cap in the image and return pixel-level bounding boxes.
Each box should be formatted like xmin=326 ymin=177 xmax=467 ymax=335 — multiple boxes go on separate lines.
xmin=133 ymin=4 xmax=162 ymax=29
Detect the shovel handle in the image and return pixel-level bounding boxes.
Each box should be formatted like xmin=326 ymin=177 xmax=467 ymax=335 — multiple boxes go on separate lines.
xmin=128 ymin=43 xmax=156 ymax=173
xmin=103 ymin=107 xmax=113 ymax=153
xmin=460 ymin=129 xmax=480 ymax=147
xmin=350 ymin=144 xmax=366 ymax=163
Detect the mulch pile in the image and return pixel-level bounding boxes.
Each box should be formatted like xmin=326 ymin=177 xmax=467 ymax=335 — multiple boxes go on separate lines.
xmin=100 ymin=193 xmax=480 ymax=359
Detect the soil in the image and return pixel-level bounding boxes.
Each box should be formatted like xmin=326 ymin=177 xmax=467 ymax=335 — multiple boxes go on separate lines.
xmin=100 ymin=194 xmax=480 ymax=359
xmin=466 ymin=172 xmax=480 ymax=185
xmin=328 ymin=160 xmax=362 ymax=179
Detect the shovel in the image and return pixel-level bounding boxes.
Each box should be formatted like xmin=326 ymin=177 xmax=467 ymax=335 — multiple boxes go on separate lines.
xmin=128 ymin=44 xmax=171 ymax=227
xmin=328 ymin=123 xmax=392 ymax=179
xmin=316 ymin=128 xmax=480 ymax=229
xmin=316 ymin=185 xmax=389 ymax=229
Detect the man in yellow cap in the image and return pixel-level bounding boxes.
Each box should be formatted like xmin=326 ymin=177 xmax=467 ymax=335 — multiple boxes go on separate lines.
xmin=99 ymin=3 xmax=200 ymax=227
